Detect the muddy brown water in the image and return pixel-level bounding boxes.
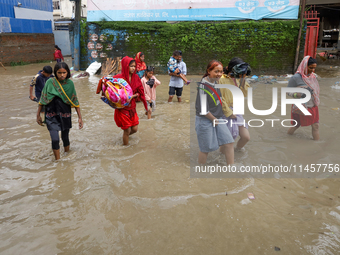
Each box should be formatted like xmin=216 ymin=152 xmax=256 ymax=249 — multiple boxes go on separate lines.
xmin=1 ymin=59 xmax=340 ymax=254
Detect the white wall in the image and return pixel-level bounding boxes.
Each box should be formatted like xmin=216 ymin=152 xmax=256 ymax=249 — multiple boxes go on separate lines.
xmin=53 ymin=30 xmax=71 ymax=56
xmin=14 ymin=7 xmax=54 ymax=21
xmin=14 ymin=6 xmax=54 ymax=30
xmin=53 ymin=0 xmax=87 ymax=20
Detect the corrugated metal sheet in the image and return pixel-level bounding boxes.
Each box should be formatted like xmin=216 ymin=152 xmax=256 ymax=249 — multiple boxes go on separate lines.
xmin=0 ymin=3 xmax=15 ymax=17
xmin=4 ymin=17 xmax=53 ymax=33
xmin=0 ymin=0 xmax=52 ymax=18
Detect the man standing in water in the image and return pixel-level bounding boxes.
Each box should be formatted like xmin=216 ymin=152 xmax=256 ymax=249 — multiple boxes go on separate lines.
xmin=168 ymin=50 xmax=187 ymax=103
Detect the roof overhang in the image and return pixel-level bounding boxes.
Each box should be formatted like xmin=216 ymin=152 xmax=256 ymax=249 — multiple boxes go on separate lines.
xmin=307 ymin=0 xmax=340 ymax=4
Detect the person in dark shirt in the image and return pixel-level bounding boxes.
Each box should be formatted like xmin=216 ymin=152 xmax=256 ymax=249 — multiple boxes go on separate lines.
xmin=29 ymin=66 xmax=54 ymax=102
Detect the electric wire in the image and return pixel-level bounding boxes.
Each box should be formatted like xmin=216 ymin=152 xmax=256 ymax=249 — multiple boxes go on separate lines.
xmin=90 ymin=0 xmax=114 ymax=21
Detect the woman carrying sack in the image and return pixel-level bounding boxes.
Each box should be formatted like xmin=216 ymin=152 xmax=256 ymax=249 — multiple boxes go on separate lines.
xmin=287 ymin=56 xmax=320 ymax=140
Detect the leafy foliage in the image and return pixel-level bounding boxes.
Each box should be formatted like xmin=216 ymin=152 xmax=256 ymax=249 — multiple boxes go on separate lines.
xmin=82 ymin=20 xmax=305 ymax=74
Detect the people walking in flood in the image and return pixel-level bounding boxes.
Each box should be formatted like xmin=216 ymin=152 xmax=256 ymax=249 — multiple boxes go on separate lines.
xmin=113 ymin=56 xmax=148 ymax=145
xmin=54 ymin=45 xmax=64 ymax=63
xmin=195 ymin=60 xmax=234 ymax=165
xmin=37 ymin=62 xmax=83 ymax=160
xmin=168 ymin=50 xmax=188 ymax=103
xmin=135 ymin=52 xmax=147 ymax=79
xmin=287 ymin=56 xmax=320 ymax=140
xmin=141 ymin=66 xmax=161 ymax=119
xmin=29 ymin=66 xmax=53 ymax=102
xmin=219 ymin=57 xmax=251 ymax=151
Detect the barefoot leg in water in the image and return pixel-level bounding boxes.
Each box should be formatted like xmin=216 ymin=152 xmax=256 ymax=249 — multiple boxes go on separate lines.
xmin=311 ymin=123 xmax=320 ymax=140
xmin=53 ymin=149 xmax=60 ymax=160
xmin=288 ymin=126 xmax=299 ymax=135
xmin=123 ymin=127 xmax=131 ymax=145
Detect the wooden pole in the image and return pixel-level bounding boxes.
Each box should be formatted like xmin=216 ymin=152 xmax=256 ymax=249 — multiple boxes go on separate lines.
xmin=0 ymin=62 xmax=7 ymax=71
xmin=338 ymin=21 xmax=340 ymax=51
xmin=293 ymin=0 xmax=306 ymax=73
xmin=319 ymin=17 xmax=324 ymax=47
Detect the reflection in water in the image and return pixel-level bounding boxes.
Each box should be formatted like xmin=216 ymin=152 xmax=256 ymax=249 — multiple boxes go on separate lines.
xmin=0 ymin=60 xmax=340 ymax=254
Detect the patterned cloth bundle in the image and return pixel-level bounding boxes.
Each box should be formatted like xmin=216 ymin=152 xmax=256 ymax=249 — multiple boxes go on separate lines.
xmin=97 ymin=77 xmax=133 ymax=109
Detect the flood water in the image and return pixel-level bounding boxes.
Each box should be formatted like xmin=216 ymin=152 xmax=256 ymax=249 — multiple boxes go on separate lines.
xmin=1 ymin=59 xmax=340 ymax=254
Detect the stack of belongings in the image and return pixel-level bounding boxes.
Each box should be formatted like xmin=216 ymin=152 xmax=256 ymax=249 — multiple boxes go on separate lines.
xmin=96 ymin=77 xmax=133 ymax=109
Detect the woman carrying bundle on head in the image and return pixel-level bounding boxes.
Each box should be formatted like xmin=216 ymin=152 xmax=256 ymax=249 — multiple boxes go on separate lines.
xmin=195 ymin=60 xmax=234 ymax=165
xmin=112 ymin=56 xmax=148 ymax=145
xmin=37 ymin=62 xmax=83 ymax=160
xmin=219 ymin=57 xmax=251 ymax=151
xmin=287 ymin=56 xmax=320 ymax=140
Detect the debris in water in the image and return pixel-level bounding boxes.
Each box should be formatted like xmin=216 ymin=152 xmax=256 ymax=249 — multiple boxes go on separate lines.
xmin=247 ymin=193 xmax=255 ymax=200
xmin=226 ymin=192 xmax=228 ymax=196
xmin=274 ymin=246 xmax=281 ymax=251
xmin=331 ymin=82 xmax=340 ymax=90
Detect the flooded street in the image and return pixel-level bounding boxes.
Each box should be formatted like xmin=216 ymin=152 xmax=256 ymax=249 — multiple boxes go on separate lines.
xmin=1 ymin=59 xmax=340 ymax=254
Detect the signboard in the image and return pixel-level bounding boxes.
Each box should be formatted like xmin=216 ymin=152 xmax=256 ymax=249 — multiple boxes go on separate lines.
xmin=87 ymin=0 xmax=300 ymax=22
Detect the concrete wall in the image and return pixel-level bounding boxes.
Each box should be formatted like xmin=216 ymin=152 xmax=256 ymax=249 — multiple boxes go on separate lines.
xmin=0 ymin=33 xmax=55 ymax=65
xmin=53 ymin=30 xmax=71 ymax=56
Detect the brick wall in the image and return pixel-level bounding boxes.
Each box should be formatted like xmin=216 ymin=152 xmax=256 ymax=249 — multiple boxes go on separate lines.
xmin=0 ymin=33 xmax=55 ymax=65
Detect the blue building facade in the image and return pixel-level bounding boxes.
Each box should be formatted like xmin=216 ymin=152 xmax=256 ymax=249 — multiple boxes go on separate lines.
xmin=0 ymin=0 xmax=53 ymax=33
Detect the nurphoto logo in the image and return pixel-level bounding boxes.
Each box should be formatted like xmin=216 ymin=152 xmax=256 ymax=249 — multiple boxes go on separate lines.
xmin=198 ymin=83 xmax=312 ymax=128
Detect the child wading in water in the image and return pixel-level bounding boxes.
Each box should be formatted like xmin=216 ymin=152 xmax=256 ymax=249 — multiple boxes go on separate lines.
xmin=167 ymin=50 xmax=190 ymax=85
xmin=219 ymin=57 xmax=251 ymax=151
xmin=195 ymin=60 xmax=234 ymax=165
xmin=141 ymin=66 xmax=161 ymax=119
xmin=37 ymin=62 xmax=83 ymax=160
xmin=113 ymin=56 xmax=148 ymax=145
xmin=135 ymin=52 xmax=147 ymax=79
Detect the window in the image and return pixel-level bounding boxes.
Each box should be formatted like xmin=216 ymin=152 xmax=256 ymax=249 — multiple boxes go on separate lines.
xmin=53 ymin=1 xmax=60 ymax=10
